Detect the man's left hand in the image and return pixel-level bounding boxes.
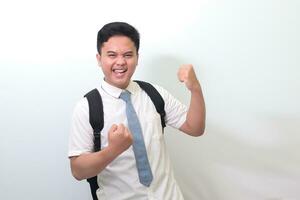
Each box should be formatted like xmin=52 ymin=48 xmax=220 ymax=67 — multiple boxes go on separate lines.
xmin=177 ymin=64 xmax=200 ymax=92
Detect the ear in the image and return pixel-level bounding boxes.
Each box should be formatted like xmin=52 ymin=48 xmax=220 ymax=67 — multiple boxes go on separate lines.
xmin=96 ymin=53 xmax=101 ymax=67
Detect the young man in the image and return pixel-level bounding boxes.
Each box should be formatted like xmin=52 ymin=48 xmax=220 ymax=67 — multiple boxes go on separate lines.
xmin=68 ymin=22 xmax=206 ymax=199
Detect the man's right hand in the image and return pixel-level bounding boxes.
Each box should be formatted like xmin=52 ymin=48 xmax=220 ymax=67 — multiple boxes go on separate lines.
xmin=107 ymin=124 xmax=133 ymax=155
xmin=70 ymin=124 xmax=133 ymax=180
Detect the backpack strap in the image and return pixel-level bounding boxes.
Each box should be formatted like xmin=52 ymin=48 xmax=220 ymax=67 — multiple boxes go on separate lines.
xmin=84 ymin=89 xmax=103 ymax=152
xmin=83 ymin=81 xmax=165 ymax=200
xmin=86 ymin=177 xmax=99 ymax=200
xmin=84 ymin=88 xmax=103 ymax=200
xmin=134 ymin=80 xmax=166 ymax=129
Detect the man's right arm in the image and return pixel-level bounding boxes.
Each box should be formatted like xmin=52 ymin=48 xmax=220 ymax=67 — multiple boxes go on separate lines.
xmin=70 ymin=124 xmax=133 ymax=180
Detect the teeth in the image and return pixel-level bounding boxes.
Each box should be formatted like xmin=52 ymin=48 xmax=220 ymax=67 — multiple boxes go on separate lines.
xmin=113 ymin=69 xmax=126 ymax=73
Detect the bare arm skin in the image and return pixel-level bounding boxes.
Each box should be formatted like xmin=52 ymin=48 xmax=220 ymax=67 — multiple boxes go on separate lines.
xmin=70 ymin=124 xmax=133 ymax=180
xmin=178 ymin=64 xmax=206 ymax=136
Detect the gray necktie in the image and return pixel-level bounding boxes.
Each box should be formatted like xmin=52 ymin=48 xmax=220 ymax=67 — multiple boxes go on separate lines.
xmin=119 ymin=90 xmax=153 ymax=187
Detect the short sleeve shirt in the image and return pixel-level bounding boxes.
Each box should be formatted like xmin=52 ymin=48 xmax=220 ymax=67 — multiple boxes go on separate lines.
xmin=69 ymin=80 xmax=188 ymax=200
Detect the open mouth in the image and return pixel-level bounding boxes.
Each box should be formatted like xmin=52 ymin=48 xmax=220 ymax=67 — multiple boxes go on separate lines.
xmin=112 ymin=68 xmax=127 ymax=77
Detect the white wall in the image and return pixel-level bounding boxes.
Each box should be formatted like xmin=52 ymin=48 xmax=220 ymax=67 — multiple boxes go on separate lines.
xmin=0 ymin=0 xmax=299 ymax=199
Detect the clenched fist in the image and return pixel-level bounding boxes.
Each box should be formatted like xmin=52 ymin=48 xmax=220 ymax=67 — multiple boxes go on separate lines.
xmin=108 ymin=124 xmax=133 ymax=155
xmin=177 ymin=64 xmax=201 ymax=92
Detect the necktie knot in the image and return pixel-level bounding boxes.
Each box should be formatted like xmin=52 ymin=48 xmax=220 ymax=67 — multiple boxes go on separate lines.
xmin=119 ymin=90 xmax=131 ymax=102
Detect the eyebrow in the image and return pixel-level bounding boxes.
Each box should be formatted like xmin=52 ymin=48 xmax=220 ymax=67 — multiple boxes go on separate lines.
xmin=106 ymin=51 xmax=116 ymax=54
xmin=106 ymin=51 xmax=134 ymax=54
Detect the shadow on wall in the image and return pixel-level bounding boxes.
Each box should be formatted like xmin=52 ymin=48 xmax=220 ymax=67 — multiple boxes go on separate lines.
xmin=166 ymin=114 xmax=300 ymax=200
xmin=135 ymin=54 xmax=190 ymax=103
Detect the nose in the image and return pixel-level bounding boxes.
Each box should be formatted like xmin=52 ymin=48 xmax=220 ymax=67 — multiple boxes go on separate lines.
xmin=116 ymin=56 xmax=126 ymax=66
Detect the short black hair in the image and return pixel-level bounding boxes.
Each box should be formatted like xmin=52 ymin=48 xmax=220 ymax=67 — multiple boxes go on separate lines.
xmin=97 ymin=22 xmax=140 ymax=54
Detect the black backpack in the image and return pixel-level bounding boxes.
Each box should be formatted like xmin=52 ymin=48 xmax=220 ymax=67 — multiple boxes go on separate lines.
xmin=84 ymin=80 xmax=166 ymax=200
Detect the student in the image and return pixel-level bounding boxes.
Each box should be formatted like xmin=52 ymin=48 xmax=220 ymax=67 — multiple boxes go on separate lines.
xmin=68 ymin=22 xmax=206 ymax=200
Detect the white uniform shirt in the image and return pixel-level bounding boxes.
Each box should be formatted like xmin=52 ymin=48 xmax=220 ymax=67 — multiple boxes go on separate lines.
xmin=69 ymin=80 xmax=188 ymax=200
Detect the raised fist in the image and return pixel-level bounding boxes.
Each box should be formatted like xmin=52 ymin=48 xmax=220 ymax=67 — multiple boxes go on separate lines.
xmin=107 ymin=124 xmax=133 ymax=155
xmin=177 ymin=64 xmax=200 ymax=92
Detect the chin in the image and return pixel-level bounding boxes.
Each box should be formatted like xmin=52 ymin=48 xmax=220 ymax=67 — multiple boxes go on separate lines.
xmin=113 ymin=80 xmax=130 ymax=89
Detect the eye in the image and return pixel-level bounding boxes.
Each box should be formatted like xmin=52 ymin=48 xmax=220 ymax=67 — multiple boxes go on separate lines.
xmin=124 ymin=54 xmax=133 ymax=58
xmin=108 ymin=54 xmax=116 ymax=58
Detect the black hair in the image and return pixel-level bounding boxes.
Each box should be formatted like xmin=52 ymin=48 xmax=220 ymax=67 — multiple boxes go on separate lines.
xmin=97 ymin=22 xmax=140 ymax=54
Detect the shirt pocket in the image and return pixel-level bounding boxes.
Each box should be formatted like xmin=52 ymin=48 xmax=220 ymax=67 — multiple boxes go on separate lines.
xmin=141 ymin=111 xmax=163 ymax=143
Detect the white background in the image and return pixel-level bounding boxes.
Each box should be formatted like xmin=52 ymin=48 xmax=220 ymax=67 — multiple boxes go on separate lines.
xmin=0 ymin=0 xmax=299 ymax=199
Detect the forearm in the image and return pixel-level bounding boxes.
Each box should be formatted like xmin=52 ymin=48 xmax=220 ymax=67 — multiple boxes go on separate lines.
xmin=180 ymin=83 xmax=206 ymax=136
xmin=70 ymin=146 xmax=119 ymax=180
xmin=70 ymin=124 xmax=133 ymax=181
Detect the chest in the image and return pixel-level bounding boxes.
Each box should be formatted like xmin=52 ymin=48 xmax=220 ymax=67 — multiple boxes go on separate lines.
xmin=100 ymin=92 xmax=163 ymax=148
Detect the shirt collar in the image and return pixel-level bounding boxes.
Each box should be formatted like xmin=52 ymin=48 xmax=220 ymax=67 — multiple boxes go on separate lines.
xmin=101 ymin=79 xmax=139 ymax=98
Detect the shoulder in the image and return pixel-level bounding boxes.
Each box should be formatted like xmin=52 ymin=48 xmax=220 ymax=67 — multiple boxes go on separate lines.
xmin=72 ymin=96 xmax=89 ymax=118
xmin=150 ymin=83 xmax=174 ymax=101
xmin=134 ymin=80 xmax=170 ymax=97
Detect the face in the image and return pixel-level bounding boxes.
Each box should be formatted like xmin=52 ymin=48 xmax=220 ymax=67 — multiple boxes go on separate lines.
xmin=96 ymin=35 xmax=138 ymax=89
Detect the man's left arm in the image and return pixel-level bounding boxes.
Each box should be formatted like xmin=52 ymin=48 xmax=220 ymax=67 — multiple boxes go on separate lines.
xmin=178 ymin=64 xmax=206 ymax=136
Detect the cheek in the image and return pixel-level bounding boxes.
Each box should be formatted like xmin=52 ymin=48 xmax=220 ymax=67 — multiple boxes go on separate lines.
xmin=101 ymin=60 xmax=113 ymax=70
xmin=128 ymin=62 xmax=137 ymax=73
xmin=129 ymin=59 xmax=138 ymax=68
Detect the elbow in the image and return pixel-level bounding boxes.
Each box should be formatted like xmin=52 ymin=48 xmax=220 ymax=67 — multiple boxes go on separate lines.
xmin=73 ymin=173 xmax=84 ymax=181
xmin=190 ymin=123 xmax=206 ymax=137
xmin=72 ymin=170 xmax=85 ymax=181
xmin=70 ymin=158 xmax=85 ymax=181
xmin=192 ymin=127 xmax=205 ymax=137
xmin=71 ymin=168 xmax=85 ymax=181
xmin=195 ymin=121 xmax=206 ymax=137
xmin=180 ymin=122 xmax=206 ymax=137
